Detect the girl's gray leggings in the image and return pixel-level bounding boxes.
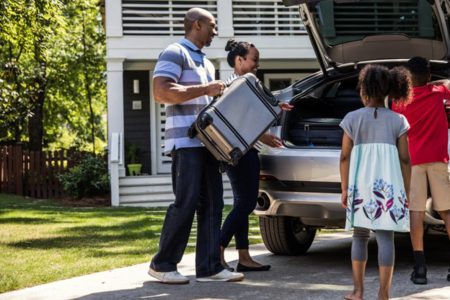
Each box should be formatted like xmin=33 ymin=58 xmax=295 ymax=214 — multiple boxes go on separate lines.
xmin=352 ymin=227 xmax=395 ymax=267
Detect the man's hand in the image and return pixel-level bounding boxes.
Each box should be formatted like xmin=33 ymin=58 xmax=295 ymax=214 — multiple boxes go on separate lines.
xmin=259 ymin=133 xmax=283 ymax=148
xmin=205 ymin=80 xmax=225 ymax=97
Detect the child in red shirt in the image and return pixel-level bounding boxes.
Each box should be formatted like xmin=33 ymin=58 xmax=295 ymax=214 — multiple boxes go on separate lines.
xmin=392 ymin=56 xmax=450 ymax=285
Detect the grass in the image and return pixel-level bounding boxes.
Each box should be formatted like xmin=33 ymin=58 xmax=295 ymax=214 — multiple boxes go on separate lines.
xmin=0 ymin=194 xmax=262 ymax=293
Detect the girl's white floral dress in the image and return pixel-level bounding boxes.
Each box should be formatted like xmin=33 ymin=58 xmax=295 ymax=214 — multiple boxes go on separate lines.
xmin=340 ymin=107 xmax=410 ymax=232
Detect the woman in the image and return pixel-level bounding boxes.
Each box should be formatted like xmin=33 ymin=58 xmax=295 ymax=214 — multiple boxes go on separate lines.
xmin=220 ymin=39 xmax=291 ymax=272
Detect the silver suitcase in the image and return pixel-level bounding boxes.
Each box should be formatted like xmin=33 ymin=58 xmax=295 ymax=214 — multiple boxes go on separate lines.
xmin=189 ymin=73 xmax=281 ymax=166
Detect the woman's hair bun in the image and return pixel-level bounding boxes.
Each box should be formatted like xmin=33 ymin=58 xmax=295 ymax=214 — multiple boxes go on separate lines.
xmin=225 ymin=39 xmax=238 ymax=51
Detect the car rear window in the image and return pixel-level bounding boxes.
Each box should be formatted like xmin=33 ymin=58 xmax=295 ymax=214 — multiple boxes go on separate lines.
xmin=310 ymin=0 xmax=443 ymax=46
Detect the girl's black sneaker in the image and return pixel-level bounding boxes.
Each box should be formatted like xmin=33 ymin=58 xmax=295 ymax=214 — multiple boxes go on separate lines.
xmin=411 ymin=265 xmax=427 ymax=285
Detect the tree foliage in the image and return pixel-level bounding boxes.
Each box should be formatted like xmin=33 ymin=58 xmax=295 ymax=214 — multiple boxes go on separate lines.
xmin=0 ymin=0 xmax=106 ymax=152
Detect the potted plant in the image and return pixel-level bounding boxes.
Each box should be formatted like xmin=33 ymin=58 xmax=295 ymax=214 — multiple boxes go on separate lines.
xmin=126 ymin=143 xmax=142 ymax=175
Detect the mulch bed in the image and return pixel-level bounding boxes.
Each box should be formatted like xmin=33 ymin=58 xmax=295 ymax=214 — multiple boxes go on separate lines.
xmin=57 ymin=194 xmax=111 ymax=207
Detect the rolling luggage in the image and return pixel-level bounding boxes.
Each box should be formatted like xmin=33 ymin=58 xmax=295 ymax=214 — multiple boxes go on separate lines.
xmin=189 ymin=73 xmax=281 ymax=166
xmin=289 ymin=118 xmax=343 ymax=147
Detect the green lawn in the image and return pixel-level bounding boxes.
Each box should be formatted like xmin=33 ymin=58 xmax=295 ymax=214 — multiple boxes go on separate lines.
xmin=0 ymin=194 xmax=263 ymax=293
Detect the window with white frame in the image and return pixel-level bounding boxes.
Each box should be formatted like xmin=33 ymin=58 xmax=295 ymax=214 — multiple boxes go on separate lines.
xmin=122 ymin=0 xmax=218 ymax=35
xmin=232 ymin=0 xmax=305 ymax=35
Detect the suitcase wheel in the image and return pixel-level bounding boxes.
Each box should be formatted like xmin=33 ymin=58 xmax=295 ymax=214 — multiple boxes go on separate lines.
xmin=187 ymin=123 xmax=198 ymax=138
xmin=230 ymin=148 xmax=243 ymax=166
xmin=199 ymin=114 xmax=213 ymax=130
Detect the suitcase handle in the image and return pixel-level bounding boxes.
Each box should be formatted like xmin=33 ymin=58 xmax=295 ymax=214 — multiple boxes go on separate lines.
xmin=257 ymin=80 xmax=279 ymax=106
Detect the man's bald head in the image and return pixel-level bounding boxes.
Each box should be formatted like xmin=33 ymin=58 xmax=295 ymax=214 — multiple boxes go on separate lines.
xmin=184 ymin=8 xmax=214 ymax=34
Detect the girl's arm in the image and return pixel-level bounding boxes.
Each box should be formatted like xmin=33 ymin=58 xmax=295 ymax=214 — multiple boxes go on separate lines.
xmin=397 ymin=133 xmax=411 ymax=199
xmin=339 ymin=133 xmax=353 ymax=208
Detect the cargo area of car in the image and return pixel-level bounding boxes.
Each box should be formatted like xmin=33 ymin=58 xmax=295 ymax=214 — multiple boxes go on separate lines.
xmin=284 ymin=77 xmax=363 ymax=148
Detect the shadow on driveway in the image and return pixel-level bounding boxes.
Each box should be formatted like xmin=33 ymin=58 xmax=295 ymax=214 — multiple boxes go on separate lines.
xmin=72 ymin=232 xmax=449 ymax=300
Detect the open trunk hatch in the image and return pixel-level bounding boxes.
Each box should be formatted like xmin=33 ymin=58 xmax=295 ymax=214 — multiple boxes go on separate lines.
xmin=284 ymin=0 xmax=450 ymax=73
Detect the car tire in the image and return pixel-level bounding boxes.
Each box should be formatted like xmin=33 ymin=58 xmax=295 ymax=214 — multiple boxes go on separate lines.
xmin=259 ymin=216 xmax=316 ymax=255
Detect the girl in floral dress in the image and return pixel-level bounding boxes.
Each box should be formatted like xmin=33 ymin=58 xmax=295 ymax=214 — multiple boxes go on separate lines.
xmin=340 ymin=65 xmax=412 ymax=300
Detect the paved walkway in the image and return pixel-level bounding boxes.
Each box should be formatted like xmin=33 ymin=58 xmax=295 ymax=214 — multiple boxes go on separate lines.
xmin=1 ymin=232 xmax=449 ymax=300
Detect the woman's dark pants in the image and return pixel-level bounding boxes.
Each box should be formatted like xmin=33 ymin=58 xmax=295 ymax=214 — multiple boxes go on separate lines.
xmin=221 ymin=149 xmax=260 ymax=250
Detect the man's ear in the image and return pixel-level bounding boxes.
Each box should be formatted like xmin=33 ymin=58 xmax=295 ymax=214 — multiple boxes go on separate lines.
xmin=194 ymin=19 xmax=201 ymax=31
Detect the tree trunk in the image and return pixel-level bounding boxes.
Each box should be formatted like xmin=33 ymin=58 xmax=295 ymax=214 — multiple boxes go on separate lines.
xmin=29 ymin=47 xmax=46 ymax=151
xmin=28 ymin=86 xmax=45 ymax=151
xmin=82 ymin=3 xmax=96 ymax=155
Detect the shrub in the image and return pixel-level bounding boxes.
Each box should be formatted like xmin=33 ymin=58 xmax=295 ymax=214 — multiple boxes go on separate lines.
xmin=59 ymin=154 xmax=110 ymax=198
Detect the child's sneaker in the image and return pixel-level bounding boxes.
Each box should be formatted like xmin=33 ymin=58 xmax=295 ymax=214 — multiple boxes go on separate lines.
xmin=410 ymin=265 xmax=427 ymax=285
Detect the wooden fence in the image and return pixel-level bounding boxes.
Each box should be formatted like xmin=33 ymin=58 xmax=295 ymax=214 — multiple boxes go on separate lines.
xmin=0 ymin=145 xmax=85 ymax=198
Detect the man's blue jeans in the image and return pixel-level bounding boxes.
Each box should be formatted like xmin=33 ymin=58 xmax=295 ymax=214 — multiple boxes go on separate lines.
xmin=150 ymin=147 xmax=224 ymax=277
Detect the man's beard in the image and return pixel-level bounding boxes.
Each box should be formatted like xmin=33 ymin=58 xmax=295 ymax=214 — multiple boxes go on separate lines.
xmin=205 ymin=36 xmax=213 ymax=47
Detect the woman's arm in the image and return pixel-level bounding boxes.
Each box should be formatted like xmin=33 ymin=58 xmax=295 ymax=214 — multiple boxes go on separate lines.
xmin=259 ymin=133 xmax=282 ymax=148
xmin=279 ymin=102 xmax=294 ymax=111
xmin=339 ymin=133 xmax=353 ymax=208
xmin=397 ymin=133 xmax=411 ymax=199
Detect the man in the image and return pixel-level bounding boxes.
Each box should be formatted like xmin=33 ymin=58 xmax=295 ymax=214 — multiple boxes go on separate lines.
xmin=392 ymin=56 xmax=450 ymax=285
xmin=148 ymin=8 xmax=244 ymax=284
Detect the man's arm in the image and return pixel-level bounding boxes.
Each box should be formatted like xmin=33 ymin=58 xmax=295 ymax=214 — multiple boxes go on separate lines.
xmin=153 ymin=77 xmax=224 ymax=104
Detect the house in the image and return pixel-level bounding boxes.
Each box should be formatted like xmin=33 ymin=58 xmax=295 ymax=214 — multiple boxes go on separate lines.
xmin=105 ymin=0 xmax=318 ymax=206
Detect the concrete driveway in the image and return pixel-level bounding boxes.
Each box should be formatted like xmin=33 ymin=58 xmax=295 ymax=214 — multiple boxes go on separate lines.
xmin=1 ymin=232 xmax=449 ymax=300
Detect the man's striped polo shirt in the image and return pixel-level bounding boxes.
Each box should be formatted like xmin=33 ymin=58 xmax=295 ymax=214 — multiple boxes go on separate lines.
xmin=153 ymin=38 xmax=215 ymax=154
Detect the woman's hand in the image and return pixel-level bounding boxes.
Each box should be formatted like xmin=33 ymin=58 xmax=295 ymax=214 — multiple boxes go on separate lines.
xmin=259 ymin=133 xmax=283 ymax=148
xmin=279 ymin=102 xmax=294 ymax=111
xmin=341 ymin=190 xmax=348 ymax=209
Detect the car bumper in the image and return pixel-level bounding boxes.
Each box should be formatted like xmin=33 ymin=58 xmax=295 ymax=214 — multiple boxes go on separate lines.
xmin=255 ymin=189 xmax=345 ymax=227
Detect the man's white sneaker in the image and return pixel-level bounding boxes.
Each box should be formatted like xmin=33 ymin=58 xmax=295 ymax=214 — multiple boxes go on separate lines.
xmin=148 ymin=267 xmax=189 ymax=284
xmin=196 ymin=269 xmax=244 ymax=282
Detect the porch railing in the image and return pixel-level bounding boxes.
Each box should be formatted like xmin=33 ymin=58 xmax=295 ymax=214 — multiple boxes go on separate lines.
xmin=121 ymin=0 xmax=305 ymax=36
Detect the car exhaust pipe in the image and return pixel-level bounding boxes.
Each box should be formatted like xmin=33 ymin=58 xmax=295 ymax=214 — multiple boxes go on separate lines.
xmin=256 ymin=192 xmax=271 ymax=211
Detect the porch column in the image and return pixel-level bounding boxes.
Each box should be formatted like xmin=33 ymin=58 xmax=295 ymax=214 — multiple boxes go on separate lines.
xmin=107 ymin=58 xmax=126 ymax=178
xmin=217 ymin=0 xmax=234 ymax=37
xmin=105 ymin=0 xmax=122 ymax=37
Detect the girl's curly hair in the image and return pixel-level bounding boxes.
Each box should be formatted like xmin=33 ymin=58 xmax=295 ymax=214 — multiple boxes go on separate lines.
xmin=358 ymin=64 xmax=412 ymax=106
xmin=389 ymin=66 xmax=413 ymax=105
